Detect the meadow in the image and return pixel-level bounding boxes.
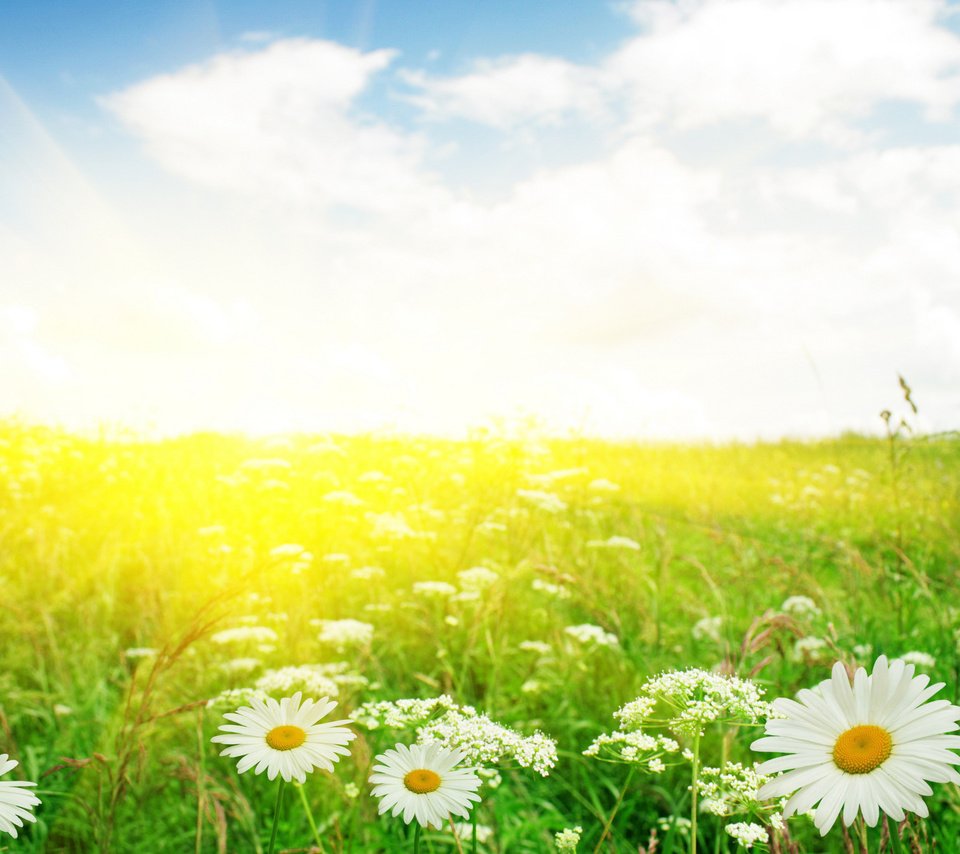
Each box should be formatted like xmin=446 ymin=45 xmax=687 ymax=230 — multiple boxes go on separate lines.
xmin=0 ymin=417 xmax=957 ymax=853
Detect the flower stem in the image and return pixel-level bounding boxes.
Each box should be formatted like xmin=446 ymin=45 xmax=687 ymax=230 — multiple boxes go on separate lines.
xmin=855 ymin=816 xmax=869 ymax=854
xmin=296 ymin=782 xmax=326 ymax=854
xmin=690 ymin=732 xmax=701 ymax=854
xmin=413 ymin=823 xmax=422 ymax=854
xmin=267 ymin=778 xmax=286 ymax=854
xmin=472 ymin=814 xmax=478 ymax=854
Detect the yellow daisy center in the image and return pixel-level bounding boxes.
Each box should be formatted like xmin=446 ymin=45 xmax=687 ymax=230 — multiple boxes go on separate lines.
xmin=265 ymin=725 xmax=306 ymax=751
xmin=832 ymin=725 xmax=892 ymax=774
xmin=403 ymin=768 xmax=442 ymax=793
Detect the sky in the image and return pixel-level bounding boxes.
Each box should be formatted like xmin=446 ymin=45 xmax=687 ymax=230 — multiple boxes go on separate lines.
xmin=2 ymin=0 xmax=960 ymax=440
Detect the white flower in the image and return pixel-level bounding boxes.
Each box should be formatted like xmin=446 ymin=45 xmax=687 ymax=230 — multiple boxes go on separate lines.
xmin=725 ymin=822 xmax=768 ymax=849
xmin=586 ymin=536 xmax=640 ymax=551
xmin=588 ymin=478 xmax=619 ymax=491
xmin=316 ymin=619 xmax=374 ymax=650
xmin=554 ymin=825 xmax=583 ymax=851
xmin=412 ymin=581 xmax=457 ymax=598
xmin=211 ymin=626 xmax=278 ymax=645
xmin=898 ymin=651 xmax=936 ymax=669
xmin=255 ymin=665 xmax=340 ymax=699
xmin=516 ymin=489 xmax=567 ymax=513
xmin=211 ymin=691 xmax=355 ymax=783
xmin=781 ymin=596 xmax=821 ymax=620
xmin=692 ymin=616 xmax=723 ymax=643
xmin=456 ymin=566 xmax=499 ymax=590
xmin=518 ymin=640 xmax=552 ymax=656
xmin=123 ymin=647 xmax=157 ymax=659
xmin=452 ymin=821 xmax=493 ymax=843
xmin=564 ymin=624 xmax=619 ymax=648
xmin=753 ymin=656 xmax=960 ymax=836
xmin=369 ymin=743 xmax=481 ymax=829
xmin=532 ymin=579 xmax=571 ymax=599
xmin=0 ymin=755 xmax=40 ymax=839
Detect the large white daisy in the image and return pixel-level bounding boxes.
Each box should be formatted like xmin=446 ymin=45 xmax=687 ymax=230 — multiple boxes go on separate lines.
xmin=369 ymin=742 xmax=481 ymax=829
xmin=211 ymin=691 xmax=355 ymax=783
xmin=0 ymin=754 xmax=41 ymax=839
xmin=753 ymin=656 xmax=960 ymax=835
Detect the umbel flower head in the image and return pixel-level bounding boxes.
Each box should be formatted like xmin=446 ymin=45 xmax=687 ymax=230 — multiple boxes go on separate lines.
xmin=753 ymin=656 xmax=960 ymax=835
xmin=212 ymin=691 xmax=355 ymax=783
xmin=0 ymin=754 xmax=41 ymax=839
xmin=369 ymin=742 xmax=481 ymax=829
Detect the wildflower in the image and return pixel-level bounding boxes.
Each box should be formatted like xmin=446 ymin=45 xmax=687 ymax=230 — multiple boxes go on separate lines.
xmin=412 ymin=581 xmax=457 ymax=598
xmin=352 ymin=696 xmax=558 ymax=775
xmin=554 ymin=825 xmax=583 ymax=851
xmin=315 ymin=619 xmax=374 ymax=650
xmin=753 ymin=656 xmax=960 ymax=835
xmin=456 ymin=566 xmax=499 ymax=590
xmin=343 ymin=782 xmax=360 ymax=799
xmin=255 ymin=665 xmax=340 ymax=699
xmin=351 ymin=566 xmax=385 ymax=581
xmin=369 ymin=743 xmax=481 ymax=829
xmin=516 ymin=489 xmax=567 ymax=513
xmin=518 ymin=640 xmax=552 ymax=656
xmin=211 ymin=626 xmax=278 ymax=645
xmin=648 ymin=757 xmax=665 ymax=773
xmin=0 ymin=755 xmax=40 ymax=839
xmin=221 ymin=657 xmax=261 ymax=675
xmin=564 ymin=624 xmax=619 ymax=648
xmin=123 ymin=647 xmax=157 ymax=659
xmin=692 ymin=616 xmax=723 ymax=643
xmin=792 ymin=636 xmax=829 ymax=661
xmin=725 ymin=822 xmax=767 ymax=849
xmin=211 ymin=692 xmax=354 ymax=783
xmin=780 ymin=595 xmax=820 ymax=620
xmin=452 ymin=821 xmax=493 ymax=843
xmin=532 ymin=579 xmax=571 ymax=599
xmin=588 ymin=478 xmax=619 ymax=491
xmin=586 ymin=536 xmax=640 ymax=551
xmin=899 ymin=651 xmax=936 ymax=669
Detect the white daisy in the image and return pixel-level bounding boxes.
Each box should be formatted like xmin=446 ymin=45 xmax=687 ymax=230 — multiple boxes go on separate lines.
xmin=369 ymin=742 xmax=481 ymax=829
xmin=752 ymin=656 xmax=960 ymax=835
xmin=0 ymin=754 xmax=41 ymax=839
xmin=211 ymin=691 xmax=355 ymax=783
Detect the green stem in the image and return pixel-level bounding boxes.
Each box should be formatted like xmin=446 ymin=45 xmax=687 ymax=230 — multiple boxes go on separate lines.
xmin=472 ymin=814 xmax=478 ymax=854
xmin=413 ymin=822 xmax=422 ymax=854
xmin=268 ymin=778 xmax=286 ymax=854
xmin=296 ymin=782 xmax=326 ymax=854
xmin=690 ymin=733 xmax=701 ymax=854
xmin=855 ymin=816 xmax=869 ymax=854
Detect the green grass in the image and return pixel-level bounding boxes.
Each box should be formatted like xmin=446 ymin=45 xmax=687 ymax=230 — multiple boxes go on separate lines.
xmin=1 ymin=422 xmax=958 ymax=852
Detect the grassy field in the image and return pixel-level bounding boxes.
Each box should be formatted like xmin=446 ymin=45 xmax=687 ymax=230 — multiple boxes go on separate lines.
xmin=1 ymin=421 xmax=958 ymax=852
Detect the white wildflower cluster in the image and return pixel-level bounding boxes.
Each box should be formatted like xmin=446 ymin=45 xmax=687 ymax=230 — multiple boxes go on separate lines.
xmin=220 ymin=657 xmax=261 ymax=674
xmin=457 ymin=566 xmax=499 ymax=590
xmin=725 ymin=822 xmax=768 ymax=849
xmin=588 ymin=478 xmax=619 ymax=492
xmin=532 ymin=579 xmax=572 ymax=599
xmin=366 ymin=511 xmax=419 ymax=540
xmin=314 ymin=619 xmax=374 ymax=650
xmin=585 ymin=536 xmax=640 ymax=551
xmin=518 ymin=640 xmax=552 ymax=656
xmin=206 ymin=687 xmax=268 ymax=710
xmin=698 ymin=763 xmax=778 ymax=817
xmin=792 ymin=636 xmax=829 ymax=662
xmin=517 ymin=489 xmax=567 ymax=514
xmin=351 ymin=566 xmax=385 ymax=581
xmin=412 ymin=581 xmax=458 ymax=598
xmin=639 ymin=669 xmax=774 ymax=737
xmin=780 ymin=596 xmax=820 ymax=620
xmin=351 ymin=695 xmax=461 ymax=729
xmin=351 ymin=695 xmax=558 ymax=775
xmin=692 ymin=616 xmax=723 ymax=643
xmin=210 ymin=626 xmax=278 ymax=645
xmin=853 ymin=643 xmax=874 ymax=659
xmin=452 ymin=822 xmax=494 ymax=844
xmin=554 ymin=825 xmax=583 ymax=851
xmin=255 ymin=665 xmax=340 ymax=699
xmin=898 ymin=651 xmax=936 ymax=669
xmin=583 ymin=729 xmax=680 ymax=764
xmin=123 ymin=647 xmax=157 ymax=659
xmin=657 ymin=816 xmax=691 ymax=838
xmin=564 ymin=624 xmax=619 ymax=648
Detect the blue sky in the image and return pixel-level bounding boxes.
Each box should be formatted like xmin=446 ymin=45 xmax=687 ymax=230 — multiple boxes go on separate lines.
xmin=2 ymin=0 xmax=960 ymax=438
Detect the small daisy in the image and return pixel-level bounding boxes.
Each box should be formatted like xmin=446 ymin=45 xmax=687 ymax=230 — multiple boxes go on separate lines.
xmin=369 ymin=742 xmax=481 ymax=829
xmin=752 ymin=656 xmax=960 ymax=835
xmin=0 ymin=754 xmax=41 ymax=839
xmin=212 ymin=691 xmax=355 ymax=783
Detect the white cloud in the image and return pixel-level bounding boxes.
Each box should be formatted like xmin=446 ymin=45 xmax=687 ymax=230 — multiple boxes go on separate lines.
xmin=102 ymin=39 xmax=447 ymax=214
xmin=400 ymin=55 xmax=607 ymax=127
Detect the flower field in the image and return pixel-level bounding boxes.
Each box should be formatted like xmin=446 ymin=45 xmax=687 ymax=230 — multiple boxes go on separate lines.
xmin=1 ymin=423 xmax=958 ymax=852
